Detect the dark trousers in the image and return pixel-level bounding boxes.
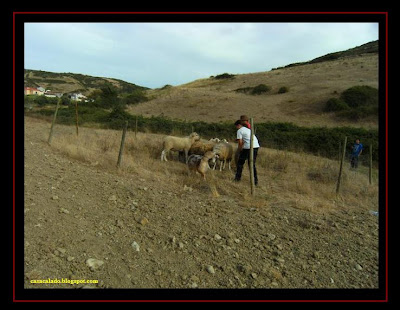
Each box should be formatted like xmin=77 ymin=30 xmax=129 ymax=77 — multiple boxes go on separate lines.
xmin=235 ymin=148 xmax=259 ymax=185
xmin=350 ymin=155 xmax=359 ymax=168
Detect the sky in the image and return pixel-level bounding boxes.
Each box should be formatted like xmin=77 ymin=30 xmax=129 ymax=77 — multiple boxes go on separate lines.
xmin=24 ymin=22 xmax=379 ymax=89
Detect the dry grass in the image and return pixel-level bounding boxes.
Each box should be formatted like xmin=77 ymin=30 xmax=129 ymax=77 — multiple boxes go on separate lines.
xmin=43 ymin=119 xmax=378 ymax=216
xmin=127 ymin=54 xmax=378 ymax=129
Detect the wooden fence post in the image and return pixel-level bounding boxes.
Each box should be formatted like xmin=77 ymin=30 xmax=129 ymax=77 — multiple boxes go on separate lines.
xmin=135 ymin=115 xmax=138 ymax=138
xmin=249 ymin=118 xmax=255 ymax=196
xmin=117 ymin=121 xmax=128 ymax=168
xmin=336 ymin=136 xmax=347 ymax=194
xmin=75 ymin=101 xmax=79 ymax=136
xmin=47 ymin=98 xmax=61 ymax=145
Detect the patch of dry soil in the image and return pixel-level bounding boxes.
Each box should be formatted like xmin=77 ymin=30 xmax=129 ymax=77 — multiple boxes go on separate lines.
xmin=23 ymin=119 xmax=379 ymax=295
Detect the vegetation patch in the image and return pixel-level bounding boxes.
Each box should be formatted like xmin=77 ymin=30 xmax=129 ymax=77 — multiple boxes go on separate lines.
xmin=214 ymin=73 xmax=235 ymax=79
xmin=235 ymin=84 xmax=272 ymax=95
xmin=324 ymin=85 xmax=378 ymax=120
xmin=26 ymin=104 xmax=379 ymax=164
xmin=278 ymin=86 xmax=289 ymax=94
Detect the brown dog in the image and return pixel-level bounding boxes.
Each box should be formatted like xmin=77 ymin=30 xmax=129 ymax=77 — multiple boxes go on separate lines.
xmin=187 ymin=151 xmax=218 ymax=180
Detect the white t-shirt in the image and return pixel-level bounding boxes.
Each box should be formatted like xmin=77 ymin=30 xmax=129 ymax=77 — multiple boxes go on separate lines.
xmin=237 ymin=126 xmax=260 ymax=149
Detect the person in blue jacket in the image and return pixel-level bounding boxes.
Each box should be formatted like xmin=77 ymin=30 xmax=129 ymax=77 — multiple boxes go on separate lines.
xmin=350 ymin=139 xmax=363 ymax=169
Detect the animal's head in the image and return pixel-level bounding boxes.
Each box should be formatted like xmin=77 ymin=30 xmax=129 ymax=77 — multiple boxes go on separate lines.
xmin=208 ymin=152 xmax=219 ymax=164
xmin=190 ymin=132 xmax=201 ymax=141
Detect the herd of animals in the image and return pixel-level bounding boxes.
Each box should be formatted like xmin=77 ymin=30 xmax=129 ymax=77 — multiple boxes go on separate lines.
xmin=160 ymin=132 xmax=235 ymax=180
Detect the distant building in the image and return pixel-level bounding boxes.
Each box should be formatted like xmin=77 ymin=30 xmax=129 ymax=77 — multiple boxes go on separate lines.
xmin=24 ymin=87 xmax=44 ymax=96
xmin=68 ymin=93 xmax=88 ymax=102
xmin=44 ymin=91 xmax=63 ymax=98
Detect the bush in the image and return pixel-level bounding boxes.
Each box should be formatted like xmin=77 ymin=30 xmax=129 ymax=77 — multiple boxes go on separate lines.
xmin=214 ymin=73 xmax=235 ymax=79
xmin=251 ymin=84 xmax=271 ymax=95
xmin=34 ymin=95 xmax=49 ymax=106
xmin=278 ymin=86 xmax=289 ymax=94
xmin=324 ymin=98 xmax=349 ymax=112
xmin=123 ymin=90 xmax=148 ymax=105
xmin=325 ymin=85 xmax=379 ymax=119
xmin=235 ymin=84 xmax=272 ymax=95
xmin=340 ymin=85 xmax=378 ymax=108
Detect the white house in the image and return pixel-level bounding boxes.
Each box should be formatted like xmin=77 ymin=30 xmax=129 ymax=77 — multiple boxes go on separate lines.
xmin=69 ymin=93 xmax=88 ymax=102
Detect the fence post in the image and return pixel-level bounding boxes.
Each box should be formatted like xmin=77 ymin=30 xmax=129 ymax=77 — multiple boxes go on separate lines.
xmin=135 ymin=115 xmax=138 ymax=138
xmin=369 ymin=144 xmax=373 ymax=185
xmin=336 ymin=136 xmax=347 ymax=194
xmin=47 ymin=98 xmax=61 ymax=145
xmin=249 ymin=118 xmax=255 ymax=196
xmin=117 ymin=121 xmax=128 ymax=168
xmin=75 ymin=101 xmax=79 ymax=136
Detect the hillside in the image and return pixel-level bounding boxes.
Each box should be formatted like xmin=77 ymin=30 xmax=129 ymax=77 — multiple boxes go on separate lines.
xmin=128 ymin=41 xmax=378 ymax=129
xmin=25 ymin=40 xmax=379 ymax=129
xmin=24 ymin=69 xmax=148 ymax=96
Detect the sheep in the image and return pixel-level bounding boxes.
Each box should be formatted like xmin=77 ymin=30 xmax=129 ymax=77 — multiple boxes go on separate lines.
xmin=161 ymin=132 xmax=200 ymax=163
xmin=188 ymin=139 xmax=217 ymax=156
xmin=212 ymin=141 xmax=233 ymax=171
xmin=209 ymin=137 xmax=220 ymax=143
xmin=187 ymin=151 xmax=219 ymax=180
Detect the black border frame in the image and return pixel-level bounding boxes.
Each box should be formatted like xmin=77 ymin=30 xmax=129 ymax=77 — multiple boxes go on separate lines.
xmin=11 ymin=10 xmax=390 ymax=302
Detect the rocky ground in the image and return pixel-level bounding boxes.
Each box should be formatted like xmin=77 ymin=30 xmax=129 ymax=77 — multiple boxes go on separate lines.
xmin=23 ymin=118 xmax=379 ymax=297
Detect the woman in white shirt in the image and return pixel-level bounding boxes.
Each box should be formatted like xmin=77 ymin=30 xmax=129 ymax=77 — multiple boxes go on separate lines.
xmin=234 ymin=119 xmax=260 ymax=185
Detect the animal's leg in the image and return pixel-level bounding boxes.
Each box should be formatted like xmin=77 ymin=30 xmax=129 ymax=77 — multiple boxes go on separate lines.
xmin=185 ymin=150 xmax=189 ymax=164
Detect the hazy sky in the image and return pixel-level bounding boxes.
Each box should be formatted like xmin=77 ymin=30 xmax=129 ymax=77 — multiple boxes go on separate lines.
xmin=25 ymin=22 xmax=379 ymax=89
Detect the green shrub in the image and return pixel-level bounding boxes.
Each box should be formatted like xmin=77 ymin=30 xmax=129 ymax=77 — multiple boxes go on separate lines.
xmin=251 ymin=84 xmax=271 ymax=95
xmin=325 ymin=85 xmax=379 ymax=119
xmin=340 ymin=85 xmax=378 ymax=108
xmin=214 ymin=73 xmax=235 ymax=79
xmin=324 ymin=98 xmax=349 ymax=112
xmin=123 ymin=90 xmax=148 ymax=105
xmin=278 ymin=86 xmax=289 ymax=94
xmin=235 ymin=84 xmax=272 ymax=95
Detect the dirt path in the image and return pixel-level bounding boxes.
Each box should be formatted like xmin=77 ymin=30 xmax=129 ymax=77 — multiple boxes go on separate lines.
xmin=24 ymin=118 xmax=379 ymax=291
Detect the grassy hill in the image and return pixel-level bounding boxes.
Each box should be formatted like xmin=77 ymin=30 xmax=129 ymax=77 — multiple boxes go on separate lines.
xmin=24 ymin=69 xmax=149 ymax=96
xmin=25 ymin=41 xmax=379 ymax=129
xmin=128 ymin=41 xmax=378 ymax=129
